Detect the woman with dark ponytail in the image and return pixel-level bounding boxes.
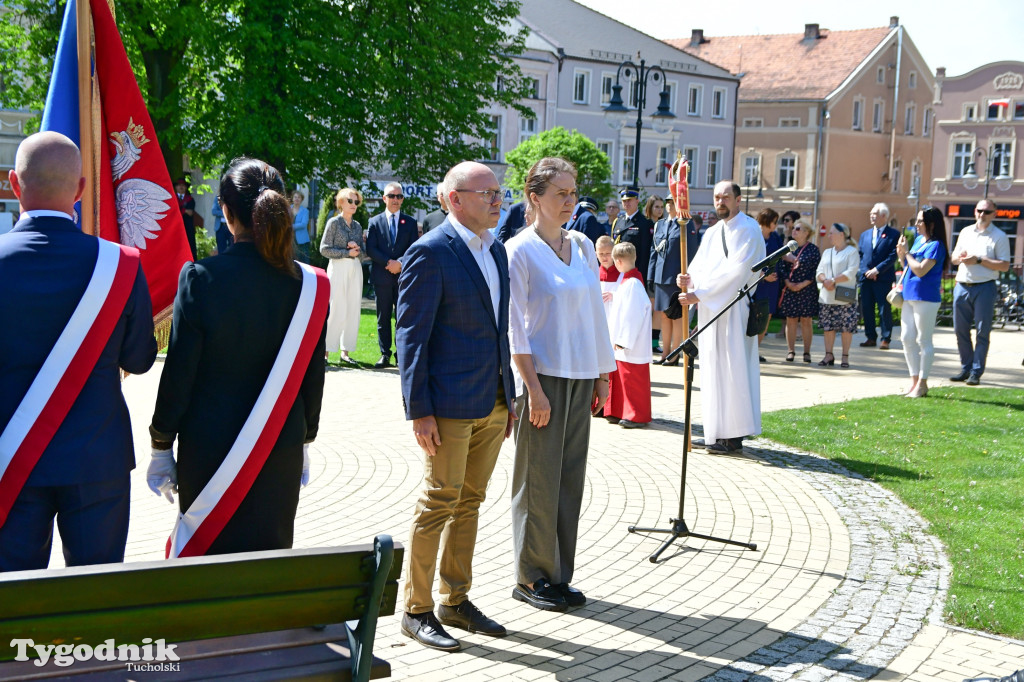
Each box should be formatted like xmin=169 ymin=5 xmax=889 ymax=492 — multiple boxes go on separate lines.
xmin=148 ymin=157 xmax=328 ymax=557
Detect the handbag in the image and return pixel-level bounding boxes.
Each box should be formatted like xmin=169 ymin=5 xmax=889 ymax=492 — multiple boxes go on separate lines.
xmin=719 ymin=229 xmax=770 ymax=336
xmin=886 ymin=268 xmax=908 ymax=308
xmin=664 ymin=294 xmax=683 ymax=320
xmin=829 ymin=250 xmax=858 ymax=305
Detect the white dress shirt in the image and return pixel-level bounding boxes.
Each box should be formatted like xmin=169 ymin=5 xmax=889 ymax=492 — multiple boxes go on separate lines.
xmin=952 ymin=223 xmax=1011 ymax=283
xmin=506 ymin=226 xmax=616 ymax=394
xmin=448 ymin=213 xmax=501 ymax=322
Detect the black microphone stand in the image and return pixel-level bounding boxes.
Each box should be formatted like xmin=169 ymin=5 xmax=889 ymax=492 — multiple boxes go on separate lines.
xmin=628 ymin=268 xmax=775 ymax=563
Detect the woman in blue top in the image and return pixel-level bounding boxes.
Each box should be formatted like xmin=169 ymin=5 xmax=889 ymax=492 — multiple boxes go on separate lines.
xmin=291 ymin=191 xmax=311 ymax=263
xmin=896 ymin=206 xmax=949 ymax=398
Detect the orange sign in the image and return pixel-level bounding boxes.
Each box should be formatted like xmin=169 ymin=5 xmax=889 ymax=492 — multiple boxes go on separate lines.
xmin=0 ymin=168 xmax=15 ymax=201
xmin=949 ymin=205 xmax=961 ymax=217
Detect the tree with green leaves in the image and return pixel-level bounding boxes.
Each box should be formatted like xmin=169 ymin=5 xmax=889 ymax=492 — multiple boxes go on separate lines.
xmin=504 ymin=126 xmax=613 ymax=200
xmin=1 ymin=0 xmax=532 ymax=190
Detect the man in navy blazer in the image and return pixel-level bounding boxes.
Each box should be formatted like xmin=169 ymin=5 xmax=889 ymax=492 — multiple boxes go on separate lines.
xmin=396 ymin=161 xmax=515 ymax=652
xmin=0 ymin=132 xmax=156 ymax=572
xmin=857 ymin=202 xmax=901 ymax=348
xmin=366 ymin=182 xmax=417 ymax=368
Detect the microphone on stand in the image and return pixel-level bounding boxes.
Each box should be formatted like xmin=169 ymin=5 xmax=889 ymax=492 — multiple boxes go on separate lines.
xmin=751 ymin=240 xmax=799 ymax=272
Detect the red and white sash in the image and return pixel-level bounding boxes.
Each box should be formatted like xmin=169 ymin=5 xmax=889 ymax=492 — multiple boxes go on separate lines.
xmin=167 ymin=263 xmax=329 ymax=558
xmin=0 ymin=241 xmax=140 ymax=528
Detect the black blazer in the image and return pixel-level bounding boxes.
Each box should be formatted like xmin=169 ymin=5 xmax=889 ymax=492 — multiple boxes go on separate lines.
xmin=366 ymin=211 xmax=417 ymax=283
xmin=421 ymin=209 xmax=448 ymax=234
xmin=612 ymin=212 xmax=653 ymax=283
xmin=496 ymin=202 xmax=526 ymax=243
xmin=150 ymin=244 xmax=326 ymax=510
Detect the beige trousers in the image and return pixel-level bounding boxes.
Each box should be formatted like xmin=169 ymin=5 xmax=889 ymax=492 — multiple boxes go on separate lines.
xmin=403 ymin=392 xmax=507 ymax=614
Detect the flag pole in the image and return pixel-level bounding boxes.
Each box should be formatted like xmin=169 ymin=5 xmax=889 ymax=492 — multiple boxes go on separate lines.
xmin=76 ymin=0 xmax=99 ymax=236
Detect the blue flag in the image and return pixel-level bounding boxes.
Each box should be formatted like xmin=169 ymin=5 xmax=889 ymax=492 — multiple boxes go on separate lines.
xmin=40 ymin=0 xmax=82 ymax=224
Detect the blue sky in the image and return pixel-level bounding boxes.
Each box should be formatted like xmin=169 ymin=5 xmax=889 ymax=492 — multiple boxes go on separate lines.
xmin=576 ymin=0 xmax=1024 ymax=78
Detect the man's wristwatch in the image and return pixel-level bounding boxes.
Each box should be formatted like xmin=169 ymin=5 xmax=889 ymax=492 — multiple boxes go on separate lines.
xmin=975 ymin=255 xmax=982 ymax=265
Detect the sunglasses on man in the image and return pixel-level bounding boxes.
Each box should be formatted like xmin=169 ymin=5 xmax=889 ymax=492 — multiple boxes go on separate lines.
xmin=385 ymin=193 xmax=404 ymax=200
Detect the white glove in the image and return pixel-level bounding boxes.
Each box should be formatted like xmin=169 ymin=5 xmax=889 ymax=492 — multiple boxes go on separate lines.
xmin=301 ymin=444 xmax=310 ymax=488
xmin=147 ymin=448 xmax=178 ymax=503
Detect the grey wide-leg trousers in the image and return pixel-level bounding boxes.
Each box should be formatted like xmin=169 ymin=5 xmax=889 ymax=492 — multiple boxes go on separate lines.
xmin=511 ymin=374 xmax=594 ymax=586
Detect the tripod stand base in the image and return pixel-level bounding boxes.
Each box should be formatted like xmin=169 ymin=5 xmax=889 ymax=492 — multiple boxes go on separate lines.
xmin=628 ymin=518 xmax=757 ymax=563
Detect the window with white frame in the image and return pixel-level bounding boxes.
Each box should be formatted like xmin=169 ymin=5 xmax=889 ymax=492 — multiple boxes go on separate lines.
xmin=683 ymin=146 xmax=698 ymax=186
xmin=495 ymin=76 xmax=506 ymax=93
xmin=778 ymin=155 xmax=796 ymax=188
xmin=487 ymin=115 xmax=502 ymax=161
xmin=527 ymin=77 xmax=540 ymax=99
xmin=621 ymin=143 xmax=635 ymax=184
xmin=904 ymin=103 xmax=915 ymax=135
xmin=992 ymin=141 xmax=1013 ymax=178
xmin=952 ymin=141 xmax=973 ymax=178
xmin=687 ymin=84 xmax=703 ymax=116
xmin=963 ymin=103 xmax=976 ymax=121
xmin=1015 ymin=102 xmax=1024 ymax=120
xmin=877 ymin=66 xmax=885 ymax=84
xmin=891 ymin=159 xmax=902 ymax=194
xmin=664 ymin=82 xmax=677 ymax=116
xmin=572 ymin=70 xmax=589 ymax=104
xmin=779 ymin=117 xmax=800 ymax=127
xmin=655 ymin=147 xmax=670 ymax=184
xmin=908 ymin=71 xmax=917 ymax=89
xmin=987 ymin=100 xmax=1008 ymax=121
xmin=706 ymin=148 xmax=721 ymax=186
xmin=601 ymin=73 xmax=614 ymax=105
xmin=872 ymin=100 xmax=884 ymax=132
xmin=712 ymin=87 xmax=726 ymax=119
xmin=596 ymin=140 xmax=613 ymax=166
xmin=852 ymin=98 xmax=864 ymax=130
xmin=742 ymin=118 xmax=764 ymax=127
xmin=922 ymin=108 xmax=932 ymax=137
xmin=742 ymin=155 xmax=760 ymax=187
xmin=519 ymin=116 xmax=536 ymax=144
xmin=910 ymin=161 xmax=921 ymax=195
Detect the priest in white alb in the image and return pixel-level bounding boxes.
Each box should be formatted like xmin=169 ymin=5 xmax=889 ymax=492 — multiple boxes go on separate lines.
xmin=676 ymin=180 xmax=766 ymax=454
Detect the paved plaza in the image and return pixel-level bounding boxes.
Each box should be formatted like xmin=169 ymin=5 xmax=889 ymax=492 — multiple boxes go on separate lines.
xmin=78 ymin=325 xmax=1022 ymax=680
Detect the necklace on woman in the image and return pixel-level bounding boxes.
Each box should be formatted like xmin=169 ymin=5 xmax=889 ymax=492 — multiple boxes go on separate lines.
xmin=536 ymin=225 xmax=566 ymax=261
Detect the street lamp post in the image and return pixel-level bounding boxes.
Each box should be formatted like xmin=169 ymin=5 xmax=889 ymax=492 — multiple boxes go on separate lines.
xmin=744 ymin=171 xmax=763 ymax=214
xmin=602 ymin=54 xmax=675 ymax=190
xmin=907 ymin=175 xmax=921 ymax=220
xmin=962 ymin=145 xmax=1014 ymax=198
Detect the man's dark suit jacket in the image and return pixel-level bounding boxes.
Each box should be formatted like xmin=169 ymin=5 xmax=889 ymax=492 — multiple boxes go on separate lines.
xmin=612 ymin=212 xmax=654 ymax=284
xmin=396 ymin=220 xmax=515 ymax=421
xmin=420 ymin=209 xmax=448 ymax=234
xmin=0 ymin=215 xmax=156 ymax=486
xmin=366 ymin=211 xmax=417 ymax=283
xmin=857 ymin=225 xmax=901 ymax=286
xmin=496 ymin=201 xmax=526 ymax=243
xmin=568 ymin=211 xmax=605 ymax=245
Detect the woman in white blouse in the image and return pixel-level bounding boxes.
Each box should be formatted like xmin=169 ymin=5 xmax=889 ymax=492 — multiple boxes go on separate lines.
xmin=815 ymin=223 xmax=861 ymax=368
xmin=506 ymin=157 xmax=616 ymax=613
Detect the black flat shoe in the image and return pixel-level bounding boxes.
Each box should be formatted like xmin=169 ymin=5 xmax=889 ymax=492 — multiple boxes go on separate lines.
xmin=437 ymin=600 xmax=507 ymax=637
xmin=785 ymin=351 xmax=795 ymax=362
xmin=803 ymin=352 xmax=812 ymax=363
xmin=512 ymin=580 xmax=567 ymax=612
xmin=619 ymin=419 xmax=647 ymax=429
xmin=401 ymin=611 xmax=460 ymax=652
xmin=555 ymin=583 xmax=586 ymax=607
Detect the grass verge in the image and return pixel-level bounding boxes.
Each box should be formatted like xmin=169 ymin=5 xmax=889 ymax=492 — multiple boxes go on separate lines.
xmin=326 ymin=307 xmax=394 ymax=368
xmin=762 ymin=387 xmax=1024 ymax=638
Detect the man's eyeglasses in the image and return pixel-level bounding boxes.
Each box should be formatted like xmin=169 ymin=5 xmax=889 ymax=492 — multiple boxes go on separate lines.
xmin=976 ymin=208 xmax=995 ymax=215
xmin=385 ymin=193 xmax=404 ymax=200
xmin=346 ymin=198 xmax=360 ymax=206
xmin=455 ymin=189 xmax=503 ymax=203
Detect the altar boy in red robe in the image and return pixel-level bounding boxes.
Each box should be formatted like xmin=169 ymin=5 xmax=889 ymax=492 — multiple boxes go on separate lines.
xmin=604 ymin=242 xmax=652 ymax=428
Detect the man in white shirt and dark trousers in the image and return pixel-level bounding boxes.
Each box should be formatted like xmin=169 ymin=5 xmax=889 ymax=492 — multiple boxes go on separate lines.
xmin=949 ymin=198 xmax=1011 ymax=385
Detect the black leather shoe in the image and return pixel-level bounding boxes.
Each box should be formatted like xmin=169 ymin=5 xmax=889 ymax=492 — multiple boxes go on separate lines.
xmin=965 ymin=372 xmax=981 ymax=386
xmin=373 ymin=355 xmax=391 ymax=369
xmin=401 ymin=611 xmax=460 ymax=651
xmin=512 ymin=580 xmax=567 ymax=612
xmin=949 ymin=370 xmax=971 ymax=382
xmin=555 ymin=583 xmax=586 ymax=607
xmin=437 ymin=600 xmax=507 ymax=637
xmin=619 ymin=419 xmax=646 ymax=429
xmin=859 ymin=339 xmax=876 ymax=347
xmin=707 ymin=438 xmax=743 ymax=454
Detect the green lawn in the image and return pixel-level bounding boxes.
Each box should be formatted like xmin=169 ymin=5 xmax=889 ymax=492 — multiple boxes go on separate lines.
xmin=762 ymin=387 xmax=1024 ymax=638
xmin=326 ymin=307 xmax=394 ymax=368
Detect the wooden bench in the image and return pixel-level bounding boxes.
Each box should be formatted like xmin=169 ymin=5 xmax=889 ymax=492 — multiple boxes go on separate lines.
xmin=0 ymin=535 xmax=402 ymax=681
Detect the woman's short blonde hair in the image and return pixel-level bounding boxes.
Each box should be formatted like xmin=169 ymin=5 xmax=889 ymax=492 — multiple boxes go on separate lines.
xmin=335 ymin=187 xmax=363 ymax=208
xmin=792 ymin=219 xmax=812 ymax=239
